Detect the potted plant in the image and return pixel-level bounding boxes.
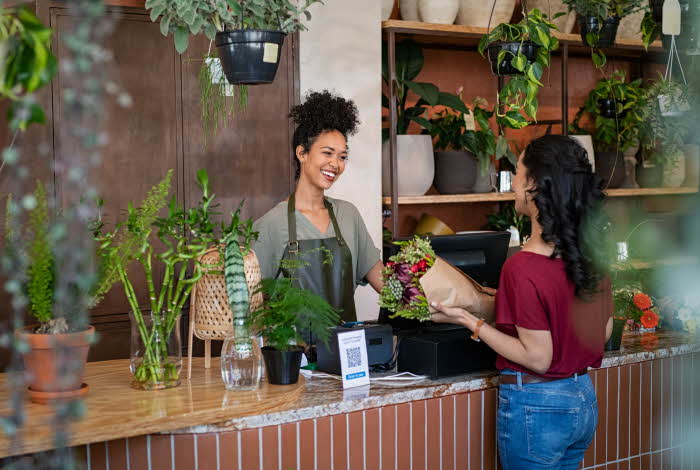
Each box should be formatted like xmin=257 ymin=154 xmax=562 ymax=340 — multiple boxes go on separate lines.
xmin=8 ymin=182 xmax=96 ymax=405
xmin=94 ymin=169 xmax=237 ymax=390
xmin=248 ymin=277 xmax=340 ymax=385
xmin=484 ymin=202 xmax=532 ymax=242
xmin=477 ymin=8 xmax=561 ymax=129
xmin=570 ymin=70 xmax=645 ymax=188
xmin=637 ymin=74 xmax=692 ymax=187
xmin=643 ymin=0 xmax=700 ymax=51
xmin=381 ymin=39 xmax=469 ymax=196
xmin=562 ymin=0 xmax=645 ymax=49
xmin=147 ymin=0 xmax=321 ymax=84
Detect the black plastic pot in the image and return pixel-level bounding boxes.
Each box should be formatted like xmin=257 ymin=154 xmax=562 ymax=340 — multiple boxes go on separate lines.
xmin=261 ymin=346 xmax=303 ymax=385
xmin=215 ymin=30 xmax=286 ymax=85
xmin=434 ymin=151 xmax=478 ymax=194
xmin=487 ymin=41 xmax=539 ymax=76
xmin=578 ymin=16 xmax=620 ymax=48
xmin=604 ymin=318 xmax=626 ymax=351
xmin=598 ymin=98 xmax=627 ymax=119
xmin=595 ymin=151 xmax=625 ymax=188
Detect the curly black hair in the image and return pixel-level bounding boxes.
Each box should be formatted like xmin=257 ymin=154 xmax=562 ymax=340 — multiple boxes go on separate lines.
xmin=289 ymin=90 xmax=360 ymax=178
xmin=523 ymin=135 xmax=610 ymax=298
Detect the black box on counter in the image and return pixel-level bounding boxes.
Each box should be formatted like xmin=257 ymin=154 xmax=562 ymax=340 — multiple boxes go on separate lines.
xmin=316 ymin=323 xmax=394 ymax=375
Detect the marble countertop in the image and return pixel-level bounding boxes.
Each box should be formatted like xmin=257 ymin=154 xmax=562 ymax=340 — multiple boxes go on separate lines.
xmin=1 ymin=331 xmax=697 ymax=457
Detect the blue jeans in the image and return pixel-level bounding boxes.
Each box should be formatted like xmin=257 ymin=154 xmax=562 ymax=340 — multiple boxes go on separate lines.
xmin=497 ymin=369 xmax=598 ymax=470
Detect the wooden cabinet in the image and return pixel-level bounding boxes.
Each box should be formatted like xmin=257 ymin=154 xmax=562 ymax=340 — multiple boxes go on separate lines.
xmin=0 ymin=2 xmax=297 ymax=368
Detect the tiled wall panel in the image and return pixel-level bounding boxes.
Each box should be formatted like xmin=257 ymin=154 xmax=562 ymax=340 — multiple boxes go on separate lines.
xmin=78 ymin=353 xmax=698 ymax=470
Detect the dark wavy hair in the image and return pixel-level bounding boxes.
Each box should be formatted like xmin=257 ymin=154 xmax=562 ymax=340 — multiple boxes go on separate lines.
xmin=290 ymin=90 xmax=360 ymax=178
xmin=523 ymin=135 xmax=609 ymax=298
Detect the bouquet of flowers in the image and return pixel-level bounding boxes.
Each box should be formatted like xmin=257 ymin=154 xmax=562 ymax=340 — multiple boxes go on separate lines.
xmin=379 ymin=236 xmax=494 ymax=322
xmin=656 ymin=295 xmax=698 ymax=336
xmin=379 ymin=236 xmax=436 ymax=321
xmin=613 ymin=288 xmax=661 ymax=331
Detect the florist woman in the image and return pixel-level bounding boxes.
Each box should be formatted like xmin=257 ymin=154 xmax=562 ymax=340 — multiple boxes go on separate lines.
xmin=252 ymin=90 xmax=383 ymax=348
xmin=431 ymin=135 xmax=613 ymax=469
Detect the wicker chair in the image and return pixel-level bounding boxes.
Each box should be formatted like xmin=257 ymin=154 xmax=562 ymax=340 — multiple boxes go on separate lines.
xmin=187 ymin=246 xmax=263 ymax=379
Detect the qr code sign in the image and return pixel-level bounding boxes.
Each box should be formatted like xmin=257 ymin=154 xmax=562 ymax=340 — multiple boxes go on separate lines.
xmin=346 ymin=346 xmax=362 ymax=368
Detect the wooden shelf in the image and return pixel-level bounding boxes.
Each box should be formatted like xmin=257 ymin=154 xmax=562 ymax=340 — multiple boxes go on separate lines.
xmin=613 ymin=255 xmax=700 ymax=271
xmin=382 ymin=20 xmax=664 ymax=57
xmin=382 ymin=187 xmax=698 ymax=205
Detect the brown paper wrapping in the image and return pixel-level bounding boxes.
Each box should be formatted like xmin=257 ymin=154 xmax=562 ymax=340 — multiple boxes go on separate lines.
xmin=419 ymin=257 xmax=495 ymax=324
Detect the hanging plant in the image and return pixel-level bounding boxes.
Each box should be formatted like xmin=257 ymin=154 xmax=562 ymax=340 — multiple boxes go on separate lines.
xmin=198 ymin=51 xmax=248 ymax=146
xmin=478 ymin=8 xmax=561 ymax=129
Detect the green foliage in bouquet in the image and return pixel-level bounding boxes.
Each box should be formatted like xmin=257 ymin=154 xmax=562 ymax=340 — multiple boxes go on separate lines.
xmin=379 ymin=236 xmax=436 ymax=321
xmin=248 ymin=277 xmax=340 ymax=351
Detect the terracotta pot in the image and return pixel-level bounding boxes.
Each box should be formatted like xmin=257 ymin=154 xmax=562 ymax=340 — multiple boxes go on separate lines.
xmin=456 ymin=0 xmax=516 ymax=28
xmin=400 ymin=0 xmax=420 ymax=21
xmin=16 ymin=325 xmax=94 ymax=403
xmin=418 ymin=0 xmax=459 ymax=24
xmin=382 ymin=135 xmax=435 ymax=197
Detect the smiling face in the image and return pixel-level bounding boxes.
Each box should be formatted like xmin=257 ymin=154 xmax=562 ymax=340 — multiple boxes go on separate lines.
xmin=297 ymin=130 xmax=348 ymax=191
xmin=512 ymin=151 xmax=536 ymax=217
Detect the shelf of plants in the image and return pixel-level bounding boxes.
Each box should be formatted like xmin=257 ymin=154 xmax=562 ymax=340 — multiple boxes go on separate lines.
xmin=382 ymin=20 xmax=664 ymax=55
xmin=381 ymin=187 xmax=698 ymax=205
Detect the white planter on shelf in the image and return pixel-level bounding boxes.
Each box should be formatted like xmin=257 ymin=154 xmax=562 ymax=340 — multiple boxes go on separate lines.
xmin=382 ymin=135 xmax=435 ymax=197
xmin=617 ymin=9 xmax=645 ymax=40
xmin=382 ymin=0 xmax=395 ymax=21
xmin=661 ymin=149 xmax=686 ymax=187
xmin=569 ymin=135 xmax=596 ymax=171
xmin=400 ymin=0 xmax=420 ymax=21
xmin=526 ymin=0 xmax=575 ymax=33
xmin=418 ymin=0 xmax=459 ymax=24
xmin=456 ymin=0 xmax=516 ymax=28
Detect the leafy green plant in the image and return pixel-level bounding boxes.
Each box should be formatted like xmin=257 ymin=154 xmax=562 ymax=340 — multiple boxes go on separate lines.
xmin=146 ymin=0 xmax=322 ymax=54
xmin=198 ymin=54 xmax=248 ymax=146
xmin=429 ymin=97 xmax=514 ymax=175
xmin=485 ymin=202 xmax=532 ymax=241
xmin=0 ymin=7 xmax=57 ymax=131
xmin=570 ymin=70 xmax=646 ymax=152
xmin=381 ymin=40 xmax=469 ymax=138
xmin=638 ymin=75 xmax=691 ymax=167
xmin=640 ymin=11 xmax=661 ymax=50
xmin=477 ymin=9 xmax=561 ymax=129
xmin=248 ymin=277 xmax=340 ymax=351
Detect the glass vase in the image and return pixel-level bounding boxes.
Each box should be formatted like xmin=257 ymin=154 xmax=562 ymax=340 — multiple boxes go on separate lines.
xmin=129 ymin=312 xmax=182 ymax=390
xmin=220 ymin=319 xmax=262 ymax=391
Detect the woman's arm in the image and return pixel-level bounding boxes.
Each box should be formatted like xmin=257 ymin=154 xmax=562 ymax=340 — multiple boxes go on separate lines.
xmin=430 ymin=302 xmax=553 ymax=374
xmin=365 ymin=260 xmax=384 ymax=293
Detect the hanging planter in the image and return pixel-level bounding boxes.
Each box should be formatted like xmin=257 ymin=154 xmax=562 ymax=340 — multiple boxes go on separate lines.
xmin=486 ymin=41 xmax=540 ymax=75
xmin=598 ymin=98 xmax=627 ymax=118
xmin=578 ymin=15 xmax=621 ymax=48
xmin=658 ymin=94 xmax=690 ymax=116
xmin=215 ymin=29 xmax=286 ymax=85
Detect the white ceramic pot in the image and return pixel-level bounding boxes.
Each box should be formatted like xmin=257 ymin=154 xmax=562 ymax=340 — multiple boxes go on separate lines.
xmin=382 ymin=135 xmax=435 ymax=197
xmin=526 ymin=0 xmax=575 ymax=33
xmin=682 ymin=144 xmax=699 ymax=187
xmin=382 ymin=0 xmax=395 ymax=21
xmin=661 ymin=149 xmax=686 ymax=187
xmin=456 ymin=0 xmax=516 ymax=28
xmin=617 ymin=9 xmax=645 ymax=40
xmin=569 ymin=135 xmax=596 ymax=171
xmin=418 ymin=0 xmax=459 ymax=24
xmin=400 ymin=0 xmax=420 ymax=21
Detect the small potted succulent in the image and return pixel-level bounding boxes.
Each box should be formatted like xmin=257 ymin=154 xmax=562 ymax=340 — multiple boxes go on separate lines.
xmin=570 ymin=70 xmax=646 ymax=188
xmin=477 ymin=8 xmax=560 ymax=129
xmin=248 ymin=277 xmax=340 ymax=385
xmin=8 ymin=182 xmax=95 ymax=404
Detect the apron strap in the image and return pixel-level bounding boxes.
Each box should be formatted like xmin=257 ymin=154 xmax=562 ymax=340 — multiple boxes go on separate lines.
xmin=324 ymin=198 xmax=347 ymax=247
xmin=286 ymin=192 xmax=299 ymax=255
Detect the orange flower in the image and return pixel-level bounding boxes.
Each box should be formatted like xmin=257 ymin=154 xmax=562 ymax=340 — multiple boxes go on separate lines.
xmin=640 ymin=310 xmax=659 ymax=329
xmin=633 ymin=293 xmax=653 ymax=311
xmin=641 ymin=333 xmax=659 ymax=350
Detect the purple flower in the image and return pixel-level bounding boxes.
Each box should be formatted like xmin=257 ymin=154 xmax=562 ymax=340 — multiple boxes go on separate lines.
xmin=394 ymin=263 xmax=413 ymax=284
xmin=402 ymin=285 xmax=422 ymax=304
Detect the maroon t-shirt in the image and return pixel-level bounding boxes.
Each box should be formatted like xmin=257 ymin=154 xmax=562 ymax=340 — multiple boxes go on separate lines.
xmin=495 ymin=251 xmax=612 ymax=378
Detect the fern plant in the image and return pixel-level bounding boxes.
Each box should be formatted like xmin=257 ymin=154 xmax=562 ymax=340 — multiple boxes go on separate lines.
xmin=26 ymin=181 xmax=54 ymax=326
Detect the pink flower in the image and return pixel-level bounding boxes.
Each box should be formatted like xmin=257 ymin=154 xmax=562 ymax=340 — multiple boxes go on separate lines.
xmin=394 ymin=263 xmax=413 ymax=284
xmin=402 ymin=285 xmax=422 ymax=303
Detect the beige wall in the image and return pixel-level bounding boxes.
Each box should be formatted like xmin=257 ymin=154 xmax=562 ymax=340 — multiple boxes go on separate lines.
xmin=299 ymin=0 xmax=383 ymax=320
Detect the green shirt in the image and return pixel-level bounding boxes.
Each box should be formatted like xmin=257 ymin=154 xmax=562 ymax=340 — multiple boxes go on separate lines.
xmin=251 ymin=197 xmax=380 ymax=289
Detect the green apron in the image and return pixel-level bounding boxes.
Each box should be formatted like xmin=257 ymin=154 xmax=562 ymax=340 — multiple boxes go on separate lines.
xmin=277 ymin=193 xmax=357 ymax=346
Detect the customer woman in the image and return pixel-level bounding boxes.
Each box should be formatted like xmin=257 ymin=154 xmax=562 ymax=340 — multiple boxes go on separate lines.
xmin=252 ymin=90 xmax=383 ymax=330
xmin=431 ymin=135 xmax=613 ymax=469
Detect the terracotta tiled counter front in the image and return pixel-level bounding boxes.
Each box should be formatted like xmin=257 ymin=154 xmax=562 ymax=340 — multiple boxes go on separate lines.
xmin=1 ymin=332 xmax=698 ymax=469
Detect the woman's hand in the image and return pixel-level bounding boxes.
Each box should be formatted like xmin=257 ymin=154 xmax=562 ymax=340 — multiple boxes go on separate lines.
xmin=430 ymin=302 xmax=475 ymax=329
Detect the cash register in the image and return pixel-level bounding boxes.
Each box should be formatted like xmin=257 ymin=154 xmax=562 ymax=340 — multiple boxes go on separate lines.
xmin=379 ymin=232 xmax=511 ymax=379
